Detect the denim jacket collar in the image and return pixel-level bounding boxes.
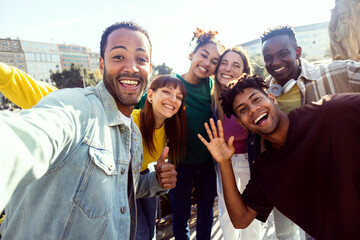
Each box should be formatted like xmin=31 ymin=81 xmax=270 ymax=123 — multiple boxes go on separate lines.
xmin=94 ymin=81 xmax=126 ymax=127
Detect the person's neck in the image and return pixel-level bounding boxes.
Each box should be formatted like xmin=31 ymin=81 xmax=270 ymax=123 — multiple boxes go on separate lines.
xmin=182 ymin=71 xmax=202 ymax=85
xmin=117 ymin=103 xmax=134 ymax=118
xmin=261 ymin=110 xmax=289 ymax=149
xmin=154 ymin=115 xmax=165 ymax=129
xmin=276 ymin=66 xmax=301 ymax=87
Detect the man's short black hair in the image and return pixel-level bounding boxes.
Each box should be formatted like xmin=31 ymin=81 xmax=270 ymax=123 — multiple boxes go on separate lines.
xmin=221 ymin=74 xmax=268 ymax=118
xmin=260 ymin=25 xmax=297 ymax=47
xmin=100 ymin=21 xmax=152 ymax=59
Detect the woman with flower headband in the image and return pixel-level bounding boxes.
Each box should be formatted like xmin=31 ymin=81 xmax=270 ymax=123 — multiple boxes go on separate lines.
xmin=169 ymin=28 xmax=224 ymax=239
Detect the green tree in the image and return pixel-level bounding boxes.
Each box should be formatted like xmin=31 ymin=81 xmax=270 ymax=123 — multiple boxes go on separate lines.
xmin=152 ymin=62 xmax=173 ymax=78
xmin=50 ymin=64 xmax=101 ymax=89
xmin=250 ymin=53 xmax=269 ymax=80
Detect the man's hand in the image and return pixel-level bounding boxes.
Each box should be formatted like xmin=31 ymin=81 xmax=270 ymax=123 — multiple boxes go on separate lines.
xmin=155 ymin=146 xmax=177 ymax=189
xmin=198 ymin=118 xmax=235 ymax=164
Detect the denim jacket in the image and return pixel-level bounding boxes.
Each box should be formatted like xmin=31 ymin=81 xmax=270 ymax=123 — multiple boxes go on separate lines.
xmin=0 ymin=81 xmax=166 ymax=240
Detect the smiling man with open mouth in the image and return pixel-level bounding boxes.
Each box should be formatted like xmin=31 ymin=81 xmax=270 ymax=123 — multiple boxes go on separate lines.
xmin=198 ymin=74 xmax=360 ymax=240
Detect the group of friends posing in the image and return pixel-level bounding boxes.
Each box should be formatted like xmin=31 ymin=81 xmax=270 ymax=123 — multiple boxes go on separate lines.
xmin=0 ymin=21 xmax=359 ymax=240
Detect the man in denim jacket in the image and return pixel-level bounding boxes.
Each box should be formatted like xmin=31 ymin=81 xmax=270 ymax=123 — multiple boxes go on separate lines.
xmin=0 ymin=22 xmax=177 ymax=240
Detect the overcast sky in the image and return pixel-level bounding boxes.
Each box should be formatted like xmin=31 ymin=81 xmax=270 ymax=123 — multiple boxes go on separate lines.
xmin=0 ymin=0 xmax=335 ymax=73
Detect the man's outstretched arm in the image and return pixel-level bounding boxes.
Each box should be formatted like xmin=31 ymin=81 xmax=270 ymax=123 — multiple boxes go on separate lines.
xmin=0 ymin=62 xmax=57 ymax=109
xmin=198 ymin=118 xmax=257 ymax=228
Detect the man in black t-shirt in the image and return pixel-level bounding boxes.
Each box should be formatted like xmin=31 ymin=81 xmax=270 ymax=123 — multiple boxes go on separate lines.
xmin=198 ymin=74 xmax=360 ymax=240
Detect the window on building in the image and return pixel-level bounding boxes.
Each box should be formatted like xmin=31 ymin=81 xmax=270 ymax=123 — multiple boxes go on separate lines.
xmin=36 ymin=53 xmax=41 ymax=62
xmin=22 ymin=42 xmax=30 ymax=50
xmin=52 ymin=54 xmax=60 ymax=62
xmin=26 ymin=53 xmax=36 ymax=61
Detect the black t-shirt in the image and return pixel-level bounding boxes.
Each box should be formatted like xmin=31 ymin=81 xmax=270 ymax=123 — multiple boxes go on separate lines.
xmin=242 ymin=93 xmax=360 ymax=240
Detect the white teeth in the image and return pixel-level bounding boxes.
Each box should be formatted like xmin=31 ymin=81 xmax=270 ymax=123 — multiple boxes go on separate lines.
xmin=164 ymin=104 xmax=174 ymax=110
xmin=120 ymin=80 xmax=138 ymax=85
xmin=254 ymin=113 xmax=267 ymax=124
xmin=221 ymin=74 xmax=232 ymax=79
xmin=274 ymin=67 xmax=285 ymax=73
xmin=198 ymin=66 xmax=207 ymax=72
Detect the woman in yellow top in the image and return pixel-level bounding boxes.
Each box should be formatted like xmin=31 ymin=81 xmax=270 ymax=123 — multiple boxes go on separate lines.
xmin=0 ymin=63 xmax=187 ymax=240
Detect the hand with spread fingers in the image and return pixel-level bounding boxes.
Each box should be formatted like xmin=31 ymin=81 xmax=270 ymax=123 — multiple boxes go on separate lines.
xmin=155 ymin=146 xmax=177 ymax=189
xmin=197 ymin=118 xmax=235 ymax=164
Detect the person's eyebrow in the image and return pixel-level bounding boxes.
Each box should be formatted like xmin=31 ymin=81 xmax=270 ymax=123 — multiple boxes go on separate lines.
xmin=235 ymin=92 xmax=257 ymax=111
xmin=201 ymin=49 xmax=209 ymax=55
xmin=110 ymin=45 xmax=126 ymax=51
xmin=110 ymin=46 xmax=147 ymax=55
xmin=136 ymin=47 xmax=146 ymax=53
xmin=200 ymin=49 xmax=219 ymax=61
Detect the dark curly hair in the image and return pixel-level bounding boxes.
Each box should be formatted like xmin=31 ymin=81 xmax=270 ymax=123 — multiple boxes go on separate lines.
xmin=100 ymin=21 xmax=152 ymax=59
xmin=260 ymin=25 xmax=297 ymax=47
xmin=220 ymin=74 xmax=268 ymax=118
xmin=191 ymin=27 xmax=225 ymax=54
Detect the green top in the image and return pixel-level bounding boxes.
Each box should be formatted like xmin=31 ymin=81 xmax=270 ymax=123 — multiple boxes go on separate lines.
xmin=136 ymin=73 xmax=213 ymax=164
xmin=175 ymin=73 xmax=213 ymax=164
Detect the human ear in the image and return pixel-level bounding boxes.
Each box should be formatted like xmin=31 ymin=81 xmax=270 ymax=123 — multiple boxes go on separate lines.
xmin=147 ymin=89 xmax=154 ymax=104
xmin=99 ymin=57 xmax=104 ymax=75
xmin=268 ymin=93 xmax=278 ymax=106
xmin=189 ymin=52 xmax=194 ymax=61
xmin=149 ymin=62 xmax=153 ymax=76
xmin=296 ymin=46 xmax=302 ymax=59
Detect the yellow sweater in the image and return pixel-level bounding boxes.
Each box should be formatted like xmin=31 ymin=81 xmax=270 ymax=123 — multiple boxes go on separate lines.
xmin=0 ymin=62 xmax=57 ymax=109
xmin=0 ymin=63 xmax=165 ymax=170
xmin=132 ymin=110 xmax=167 ymax=171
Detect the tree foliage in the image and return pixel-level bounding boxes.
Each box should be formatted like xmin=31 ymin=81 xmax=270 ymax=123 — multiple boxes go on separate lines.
xmin=250 ymin=53 xmax=269 ymax=80
xmin=152 ymin=62 xmax=173 ymax=79
xmin=50 ymin=64 xmax=102 ymax=89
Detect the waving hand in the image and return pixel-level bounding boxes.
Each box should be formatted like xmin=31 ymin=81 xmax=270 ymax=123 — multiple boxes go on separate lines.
xmin=198 ymin=118 xmax=235 ymax=164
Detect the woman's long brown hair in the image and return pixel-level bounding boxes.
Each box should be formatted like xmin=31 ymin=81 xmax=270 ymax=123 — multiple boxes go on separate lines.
xmin=140 ymin=75 xmax=187 ymax=166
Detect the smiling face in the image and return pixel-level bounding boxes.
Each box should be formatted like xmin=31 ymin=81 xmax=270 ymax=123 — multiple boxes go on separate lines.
xmin=147 ymin=85 xmax=184 ymax=127
xmin=216 ymin=51 xmax=245 ymax=86
xmin=233 ymin=88 xmax=281 ymax=136
xmin=99 ymin=28 xmax=152 ymax=116
xmin=262 ymin=34 xmax=301 ymax=86
xmin=189 ymin=43 xmax=220 ymax=79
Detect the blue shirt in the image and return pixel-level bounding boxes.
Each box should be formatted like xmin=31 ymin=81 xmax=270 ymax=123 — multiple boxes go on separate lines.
xmin=0 ymin=81 xmax=166 ymax=240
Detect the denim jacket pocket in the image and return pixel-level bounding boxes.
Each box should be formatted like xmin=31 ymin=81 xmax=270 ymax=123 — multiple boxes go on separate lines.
xmin=73 ymin=146 xmax=117 ymax=219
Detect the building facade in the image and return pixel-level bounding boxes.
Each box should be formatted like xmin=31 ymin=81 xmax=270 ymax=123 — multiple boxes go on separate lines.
xmin=21 ymin=40 xmax=62 ymax=83
xmin=0 ymin=38 xmax=101 ymax=85
xmin=58 ymin=44 xmax=90 ymax=70
xmin=0 ymin=38 xmax=27 ymax=72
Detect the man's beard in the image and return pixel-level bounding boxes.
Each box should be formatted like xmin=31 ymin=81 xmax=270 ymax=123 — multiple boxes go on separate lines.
xmin=103 ymin=67 xmax=148 ymax=106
